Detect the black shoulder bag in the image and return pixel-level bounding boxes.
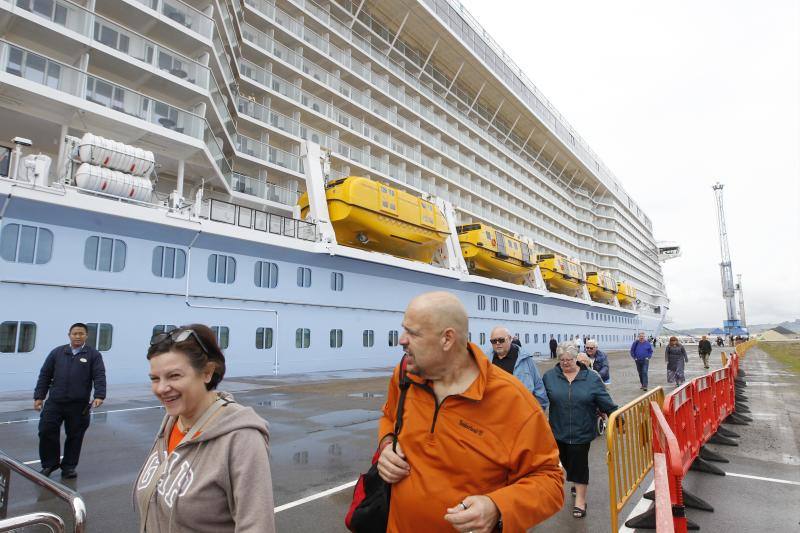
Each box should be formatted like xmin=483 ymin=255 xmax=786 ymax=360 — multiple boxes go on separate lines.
xmin=345 ymin=357 xmax=411 ymax=532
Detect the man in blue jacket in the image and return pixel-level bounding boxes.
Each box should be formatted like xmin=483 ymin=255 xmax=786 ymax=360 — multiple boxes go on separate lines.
xmin=488 ymin=326 xmax=548 ymax=411
xmin=33 ymin=323 xmax=106 ymax=478
xmin=630 ymin=331 xmax=653 ymax=391
xmin=585 ymin=339 xmax=610 ymax=384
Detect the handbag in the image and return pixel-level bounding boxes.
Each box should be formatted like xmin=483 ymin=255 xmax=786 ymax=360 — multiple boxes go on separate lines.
xmin=345 ymin=357 xmax=410 ymax=533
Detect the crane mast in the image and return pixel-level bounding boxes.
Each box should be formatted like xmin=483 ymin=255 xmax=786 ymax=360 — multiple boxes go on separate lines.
xmin=712 ymin=182 xmax=741 ymax=334
xmin=736 ymin=274 xmax=747 ymax=329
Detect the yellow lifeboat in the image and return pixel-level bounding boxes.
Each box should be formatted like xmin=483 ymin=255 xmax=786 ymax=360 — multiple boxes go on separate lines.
xmin=537 ymin=254 xmax=585 ymax=295
xmin=616 ymin=282 xmax=637 ymax=307
xmin=586 ymin=271 xmax=618 ymax=304
xmin=297 ymin=176 xmax=449 ymax=263
xmin=457 ymin=224 xmax=535 ymax=284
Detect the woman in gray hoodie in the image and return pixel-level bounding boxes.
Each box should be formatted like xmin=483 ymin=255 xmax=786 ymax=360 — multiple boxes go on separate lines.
xmin=665 ymin=336 xmax=689 ymax=387
xmin=135 ymin=325 xmax=275 ymax=532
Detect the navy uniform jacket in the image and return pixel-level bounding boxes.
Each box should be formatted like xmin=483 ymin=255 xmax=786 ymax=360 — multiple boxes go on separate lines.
xmin=34 ymin=345 xmax=107 ymax=402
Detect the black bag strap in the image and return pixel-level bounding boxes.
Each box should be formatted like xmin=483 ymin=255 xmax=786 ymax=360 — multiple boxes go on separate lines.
xmin=391 ymin=356 xmax=411 ymax=453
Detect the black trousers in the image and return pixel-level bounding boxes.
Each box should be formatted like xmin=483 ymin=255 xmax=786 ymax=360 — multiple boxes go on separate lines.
xmin=38 ymin=400 xmax=90 ymax=469
xmin=550 ymin=346 xmax=557 ymax=358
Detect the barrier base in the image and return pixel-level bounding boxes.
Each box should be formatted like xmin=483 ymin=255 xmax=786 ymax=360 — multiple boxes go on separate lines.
xmin=716 ymin=426 xmax=740 ymax=439
xmin=735 ymin=378 xmax=747 ymax=387
xmin=700 ymin=446 xmax=730 ymax=463
xmin=708 ymin=433 xmax=738 ymax=446
xmin=644 ymin=487 xmax=714 ymax=512
xmin=624 ymin=505 xmax=700 ymax=530
xmin=726 ymin=412 xmax=752 ymax=424
xmin=738 ymin=369 xmax=746 ymax=377
xmin=735 ymin=394 xmax=748 ymax=403
xmin=690 ymin=457 xmax=726 ymax=476
xmin=734 ymin=404 xmax=751 ymax=414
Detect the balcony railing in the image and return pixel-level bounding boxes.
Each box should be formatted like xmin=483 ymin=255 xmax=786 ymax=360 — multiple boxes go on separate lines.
xmin=204 ymin=198 xmax=316 ymax=241
xmin=131 ymin=0 xmax=213 ymax=39
xmin=229 ymin=171 xmax=299 ymax=205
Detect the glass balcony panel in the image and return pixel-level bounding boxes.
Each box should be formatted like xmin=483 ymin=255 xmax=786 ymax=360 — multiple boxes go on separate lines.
xmin=131 ymin=0 xmax=212 ymax=38
xmin=2 ymin=42 xmax=81 ymax=94
xmin=14 ymin=0 xmax=85 ymax=33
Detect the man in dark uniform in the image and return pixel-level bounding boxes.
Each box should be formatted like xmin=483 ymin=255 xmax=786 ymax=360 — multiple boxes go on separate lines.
xmin=33 ymin=323 xmax=106 ymax=478
xmin=549 ymin=336 xmax=558 ymax=359
xmin=698 ymin=335 xmax=713 ymax=369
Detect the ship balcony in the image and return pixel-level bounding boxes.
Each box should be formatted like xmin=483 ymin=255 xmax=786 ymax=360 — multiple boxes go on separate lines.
xmin=0 ymin=39 xmax=302 ymax=212
xmin=117 ymin=0 xmax=213 ymax=43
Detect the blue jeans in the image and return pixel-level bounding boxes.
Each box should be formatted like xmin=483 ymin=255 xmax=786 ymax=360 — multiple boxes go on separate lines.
xmin=635 ymin=358 xmax=650 ymax=388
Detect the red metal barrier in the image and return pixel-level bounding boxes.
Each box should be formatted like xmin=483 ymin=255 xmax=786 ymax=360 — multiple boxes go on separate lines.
xmin=691 ymin=374 xmax=716 ymax=444
xmin=661 ymin=382 xmax=699 ymax=473
xmin=650 ymin=401 xmax=688 ymax=533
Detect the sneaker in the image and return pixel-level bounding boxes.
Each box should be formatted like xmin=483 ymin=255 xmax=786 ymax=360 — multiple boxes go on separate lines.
xmin=61 ymin=469 xmax=77 ymax=479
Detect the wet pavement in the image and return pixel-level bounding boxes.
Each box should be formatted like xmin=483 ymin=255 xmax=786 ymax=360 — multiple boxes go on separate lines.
xmin=0 ymin=345 xmax=797 ymax=532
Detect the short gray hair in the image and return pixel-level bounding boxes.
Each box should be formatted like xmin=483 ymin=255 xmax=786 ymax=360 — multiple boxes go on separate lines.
xmin=585 ymin=339 xmax=598 ymax=348
xmin=556 ymin=342 xmax=578 ymax=359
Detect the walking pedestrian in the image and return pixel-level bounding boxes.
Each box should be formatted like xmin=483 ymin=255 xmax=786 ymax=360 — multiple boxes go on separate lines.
xmin=543 ymin=342 xmax=618 ymax=519
xmin=135 ymin=324 xmax=275 ymax=532
xmin=511 ymin=334 xmax=522 ymax=348
xmin=33 ymin=323 xmax=106 ymax=478
xmin=584 ymin=339 xmax=610 ymax=384
xmin=698 ymin=335 xmax=712 ymax=369
xmin=630 ymin=332 xmax=653 ymax=391
xmin=376 ymin=292 xmax=563 ymax=532
xmin=489 ymin=326 xmax=548 ymax=410
xmin=665 ymin=336 xmax=689 ymax=386
xmin=549 ymin=336 xmax=558 ymax=359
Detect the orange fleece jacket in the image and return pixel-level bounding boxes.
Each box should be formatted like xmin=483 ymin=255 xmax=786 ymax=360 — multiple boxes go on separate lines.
xmin=377 ymin=344 xmax=564 ymax=532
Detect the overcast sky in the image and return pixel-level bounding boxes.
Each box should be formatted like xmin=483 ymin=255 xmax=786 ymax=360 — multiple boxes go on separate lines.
xmin=458 ymin=0 xmax=800 ymax=329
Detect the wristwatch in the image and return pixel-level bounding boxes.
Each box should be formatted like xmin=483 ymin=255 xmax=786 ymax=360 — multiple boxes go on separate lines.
xmin=496 ymin=515 xmax=503 ymax=531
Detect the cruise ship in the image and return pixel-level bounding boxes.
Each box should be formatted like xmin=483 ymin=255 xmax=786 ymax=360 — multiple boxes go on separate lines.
xmin=0 ymin=0 xmax=675 ymax=392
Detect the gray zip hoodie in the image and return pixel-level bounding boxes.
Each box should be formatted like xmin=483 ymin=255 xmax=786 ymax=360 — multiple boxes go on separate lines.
xmin=134 ymin=391 xmax=275 ymax=532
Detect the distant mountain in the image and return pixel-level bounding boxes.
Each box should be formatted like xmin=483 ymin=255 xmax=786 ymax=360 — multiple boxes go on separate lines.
xmin=675 ymin=319 xmax=800 ymax=335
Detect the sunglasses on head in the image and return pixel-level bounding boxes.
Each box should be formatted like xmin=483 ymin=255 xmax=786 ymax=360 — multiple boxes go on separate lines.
xmin=490 ymin=337 xmax=507 ymax=344
xmin=150 ymin=328 xmax=210 ymax=356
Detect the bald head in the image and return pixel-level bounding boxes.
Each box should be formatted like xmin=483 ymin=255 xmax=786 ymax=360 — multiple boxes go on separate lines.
xmin=407 ymin=291 xmax=469 ymax=345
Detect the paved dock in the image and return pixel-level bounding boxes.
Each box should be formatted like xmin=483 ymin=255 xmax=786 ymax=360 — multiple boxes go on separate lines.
xmin=0 ymin=345 xmax=797 ymax=532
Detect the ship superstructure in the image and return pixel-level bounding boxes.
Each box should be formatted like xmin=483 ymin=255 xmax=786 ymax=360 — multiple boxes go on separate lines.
xmin=0 ymin=0 xmax=669 ymax=391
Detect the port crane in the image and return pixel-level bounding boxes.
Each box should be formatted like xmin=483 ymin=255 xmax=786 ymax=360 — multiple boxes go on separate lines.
xmin=712 ymin=183 xmax=745 ymax=335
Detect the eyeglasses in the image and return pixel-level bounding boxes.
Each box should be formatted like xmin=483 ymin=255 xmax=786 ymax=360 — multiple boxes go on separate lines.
xmin=559 ymin=358 xmax=574 ymax=363
xmin=150 ymin=328 xmax=210 ymax=356
xmin=490 ymin=337 xmax=507 ymax=344
xmin=585 ymin=346 xmax=596 ymax=350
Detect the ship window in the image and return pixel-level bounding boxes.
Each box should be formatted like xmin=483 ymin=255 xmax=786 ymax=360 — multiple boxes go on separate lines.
xmin=255 ymin=327 xmax=274 ymax=349
xmin=490 ymin=297 xmax=498 ymax=312
xmin=523 ymin=302 xmax=529 ymax=315
xmin=0 ymin=321 xmax=36 ymax=353
xmin=388 ymin=330 xmax=399 ymax=347
xmin=0 ymin=223 xmax=53 ymax=264
xmin=152 ymin=246 xmax=186 ymax=278
xmin=586 ymin=312 xmax=590 ymax=319
xmin=296 ymin=267 xmax=312 ymax=288
xmin=86 ymin=323 xmax=113 ymax=351
xmin=84 ymin=236 xmax=126 ymax=272
xmin=534 ymin=334 xmax=539 ymax=344
xmin=513 ymin=301 xmax=520 ymax=314
xmin=557 ymin=334 xmax=561 ymax=342
xmin=485 ymin=230 xmax=491 ymax=240
xmin=211 ymin=326 xmax=229 ymax=349
xmin=152 ymin=325 xmax=177 ymax=338
xmin=525 ymin=334 xmax=530 ymax=344
xmin=295 ymin=328 xmax=311 ymax=349
xmin=207 ymin=254 xmax=236 ymax=284
xmin=468 ymin=332 xmax=472 ymax=342
xmin=533 ymin=304 xmax=538 ymax=316
xmin=477 ymin=295 xmax=486 ymax=310
xmin=330 ymin=272 xmax=344 ymax=291
xmin=479 ymin=332 xmax=486 ymax=345
xmin=255 ymin=261 xmax=279 ymax=288
xmin=330 ymin=329 xmax=343 ymax=348
xmin=363 ymin=330 xmax=374 ymax=347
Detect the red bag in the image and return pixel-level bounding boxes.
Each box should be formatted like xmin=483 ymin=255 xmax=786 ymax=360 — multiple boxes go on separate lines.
xmin=345 ymin=358 xmax=410 ymax=532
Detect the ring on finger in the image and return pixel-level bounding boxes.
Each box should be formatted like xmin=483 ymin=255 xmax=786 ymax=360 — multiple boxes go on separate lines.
xmin=460 ymin=502 xmax=468 ymax=511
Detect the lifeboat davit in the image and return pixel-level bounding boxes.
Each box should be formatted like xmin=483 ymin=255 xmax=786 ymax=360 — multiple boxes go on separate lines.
xmin=457 ymin=224 xmax=534 ymax=284
xmin=616 ymin=282 xmax=637 ymax=307
xmin=298 ymin=176 xmax=449 ymax=263
xmin=537 ymin=254 xmax=584 ymax=295
xmin=586 ymin=271 xmax=618 ymax=304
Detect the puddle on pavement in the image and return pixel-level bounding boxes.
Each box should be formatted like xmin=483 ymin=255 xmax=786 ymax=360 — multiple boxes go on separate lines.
xmin=257 ymin=399 xmax=290 ymax=408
